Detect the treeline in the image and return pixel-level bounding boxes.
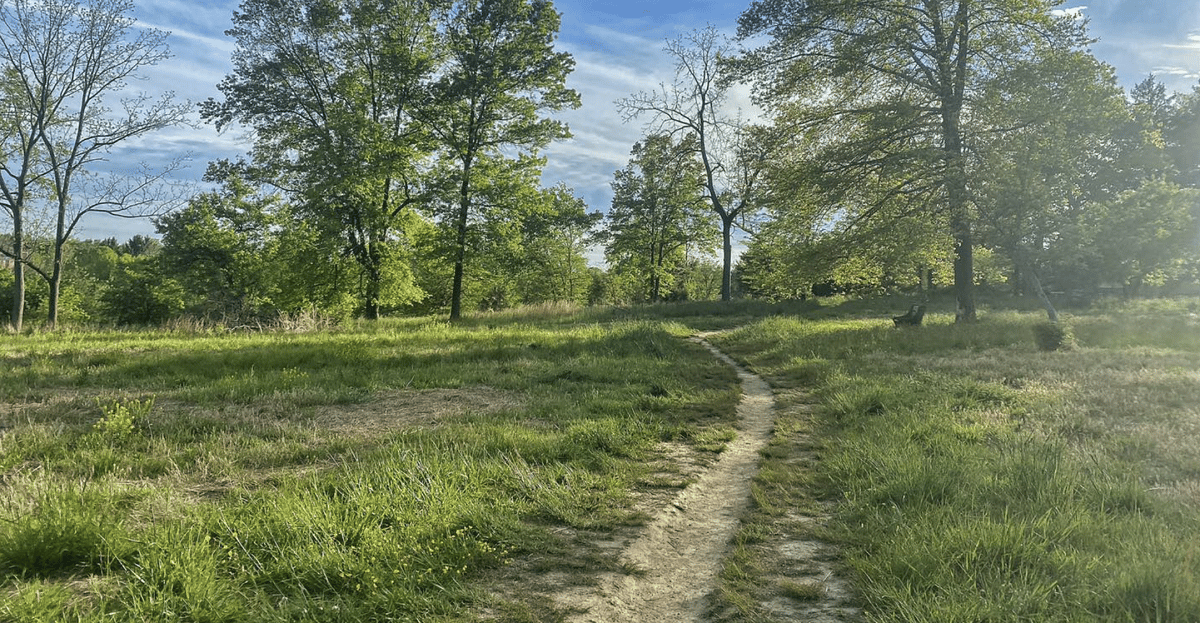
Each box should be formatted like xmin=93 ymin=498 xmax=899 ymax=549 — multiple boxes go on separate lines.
xmin=5 ymin=0 xmax=1200 ymax=330
xmin=737 ymin=73 xmax=1200 ymax=304
xmin=0 ymin=0 xmax=740 ymax=330
xmin=0 ymin=175 xmax=727 ymax=327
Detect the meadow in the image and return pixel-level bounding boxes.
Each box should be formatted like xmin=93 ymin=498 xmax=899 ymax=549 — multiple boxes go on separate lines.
xmin=0 ymin=309 xmax=742 ymax=622
xmin=3 ymin=296 xmax=1200 ymax=622
xmin=710 ymin=296 xmax=1200 ymax=622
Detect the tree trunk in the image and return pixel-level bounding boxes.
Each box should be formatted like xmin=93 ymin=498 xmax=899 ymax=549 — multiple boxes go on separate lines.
xmin=945 ymin=0 xmax=976 ymax=323
xmin=952 ymin=215 xmax=976 ymax=323
xmin=450 ymin=160 xmax=472 ymax=321
xmin=919 ymin=267 xmax=934 ymax=292
xmin=364 ymin=259 xmax=382 ymax=320
xmin=943 ymin=112 xmax=976 ymax=322
xmin=9 ymin=227 xmax=24 ymax=333
xmin=48 ymin=236 xmax=65 ymax=330
xmin=720 ymin=216 xmax=733 ymax=301
xmin=1026 ymin=267 xmax=1059 ymax=323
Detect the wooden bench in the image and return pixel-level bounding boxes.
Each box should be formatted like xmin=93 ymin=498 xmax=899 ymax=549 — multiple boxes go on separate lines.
xmin=892 ymin=304 xmax=926 ymax=327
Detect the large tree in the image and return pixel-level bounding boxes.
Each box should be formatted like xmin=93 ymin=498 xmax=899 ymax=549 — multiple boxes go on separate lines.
xmin=421 ymin=0 xmax=579 ymax=320
xmin=203 ymin=0 xmax=443 ymax=318
xmin=736 ymin=0 xmax=1091 ymax=321
xmin=617 ymin=26 xmax=765 ymax=302
xmin=0 ymin=0 xmax=188 ymax=330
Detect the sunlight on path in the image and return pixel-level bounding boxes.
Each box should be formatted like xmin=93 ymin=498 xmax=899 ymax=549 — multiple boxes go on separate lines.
xmin=565 ymin=334 xmax=775 ymax=622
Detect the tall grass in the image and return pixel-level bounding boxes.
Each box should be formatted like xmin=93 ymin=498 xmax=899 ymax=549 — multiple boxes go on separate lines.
xmin=713 ymin=299 xmax=1200 ymax=622
xmin=0 ymin=312 xmax=741 ymax=621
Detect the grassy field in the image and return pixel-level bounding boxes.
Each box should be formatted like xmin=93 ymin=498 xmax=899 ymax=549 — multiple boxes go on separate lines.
xmin=711 ymin=297 xmax=1200 ymax=622
xmin=0 ymin=309 xmax=742 ymax=622
xmin=3 ymin=296 xmax=1200 ymax=622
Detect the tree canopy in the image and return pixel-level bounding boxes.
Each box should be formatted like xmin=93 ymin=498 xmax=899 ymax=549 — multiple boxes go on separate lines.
xmin=736 ymin=0 xmax=1094 ymax=320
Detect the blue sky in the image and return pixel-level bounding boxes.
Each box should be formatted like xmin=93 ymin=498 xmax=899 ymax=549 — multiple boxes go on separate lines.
xmin=80 ymin=0 xmax=1200 ymax=241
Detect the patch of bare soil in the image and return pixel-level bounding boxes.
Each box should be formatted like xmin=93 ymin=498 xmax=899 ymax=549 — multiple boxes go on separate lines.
xmin=312 ymin=386 xmax=524 ymax=437
xmin=535 ymin=335 xmax=860 ymax=623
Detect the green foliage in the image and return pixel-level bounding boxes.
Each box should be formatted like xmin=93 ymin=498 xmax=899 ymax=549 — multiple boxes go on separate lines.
xmin=511 ymin=184 xmax=601 ymax=306
xmin=202 ymin=0 xmax=445 ymax=319
xmin=1032 ymin=321 xmax=1075 ymax=351
xmin=269 ymin=216 xmax=360 ymax=320
xmin=1086 ymin=180 xmax=1200 ymax=294
xmin=99 ymin=256 xmax=186 ymax=326
xmin=93 ymin=396 xmax=155 ymax=440
xmin=156 ymin=176 xmax=282 ymax=319
xmin=736 ymin=0 xmax=1095 ymax=317
xmin=429 ymin=0 xmax=581 ymax=319
xmin=604 ymin=134 xmax=718 ymax=303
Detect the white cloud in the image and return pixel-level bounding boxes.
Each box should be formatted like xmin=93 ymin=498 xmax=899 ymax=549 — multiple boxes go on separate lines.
xmin=1052 ymin=5 xmax=1089 ymax=19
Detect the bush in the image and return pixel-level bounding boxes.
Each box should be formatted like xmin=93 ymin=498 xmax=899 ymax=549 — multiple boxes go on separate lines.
xmin=1032 ymin=321 xmax=1075 ymax=351
xmin=101 ymin=257 xmax=186 ymax=325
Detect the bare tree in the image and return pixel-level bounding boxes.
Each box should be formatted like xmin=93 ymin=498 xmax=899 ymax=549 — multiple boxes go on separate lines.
xmin=617 ymin=26 xmax=764 ymax=301
xmin=0 ymin=0 xmax=190 ymax=330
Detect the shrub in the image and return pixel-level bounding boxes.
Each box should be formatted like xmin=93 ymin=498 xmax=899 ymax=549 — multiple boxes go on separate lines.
xmin=1032 ymin=321 xmax=1075 ymax=351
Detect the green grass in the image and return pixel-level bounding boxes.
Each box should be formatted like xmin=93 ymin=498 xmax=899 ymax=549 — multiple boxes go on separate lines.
xmin=0 ymin=312 xmax=741 ymax=622
xmin=7 ymin=295 xmax=1200 ymax=622
xmin=712 ymin=298 xmax=1200 ymax=622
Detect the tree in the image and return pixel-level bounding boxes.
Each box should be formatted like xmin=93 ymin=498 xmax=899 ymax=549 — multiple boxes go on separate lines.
xmin=203 ymin=0 xmax=443 ymax=319
xmin=0 ymin=0 xmax=190 ymax=330
xmin=617 ymin=26 xmax=765 ymax=301
xmin=604 ymin=134 xmax=717 ymax=302
xmin=736 ymin=0 xmax=1091 ymax=321
xmin=156 ymin=175 xmax=283 ymax=319
xmin=1085 ymin=180 xmax=1200 ymax=296
xmin=971 ymin=49 xmax=1126 ymax=317
xmin=512 ymin=184 xmax=601 ymax=304
xmin=422 ymin=0 xmax=579 ymax=320
xmin=157 ymin=173 xmax=362 ymax=322
xmin=1165 ymin=80 xmax=1200 ymax=189
xmin=100 ymin=253 xmax=185 ymax=326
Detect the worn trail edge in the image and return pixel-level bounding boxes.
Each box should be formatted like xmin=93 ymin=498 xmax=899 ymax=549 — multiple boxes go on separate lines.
xmin=565 ymin=335 xmax=776 ymax=623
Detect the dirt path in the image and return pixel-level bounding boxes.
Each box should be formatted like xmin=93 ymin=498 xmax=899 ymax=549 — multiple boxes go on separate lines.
xmin=562 ymin=335 xmax=777 ymax=622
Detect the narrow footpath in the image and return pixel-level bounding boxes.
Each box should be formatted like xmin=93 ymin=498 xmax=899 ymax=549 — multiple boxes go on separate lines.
xmin=564 ymin=335 xmax=776 ymax=622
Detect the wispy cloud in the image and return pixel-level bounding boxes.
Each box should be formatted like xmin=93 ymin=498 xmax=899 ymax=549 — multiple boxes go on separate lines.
xmin=1164 ymin=33 xmax=1200 ymax=49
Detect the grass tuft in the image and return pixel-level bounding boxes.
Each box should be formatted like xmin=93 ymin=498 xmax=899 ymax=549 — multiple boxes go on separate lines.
xmin=779 ymin=579 xmax=824 ymax=602
xmin=1032 ymin=320 xmax=1076 ymax=351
